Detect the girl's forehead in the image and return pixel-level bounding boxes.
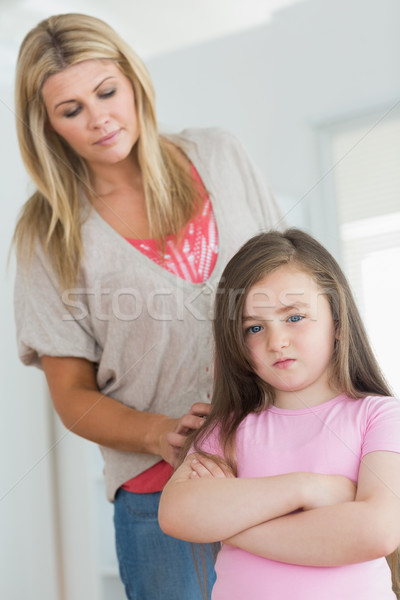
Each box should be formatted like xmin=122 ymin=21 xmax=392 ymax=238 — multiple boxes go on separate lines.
xmin=243 ymin=265 xmax=323 ymax=314
xmin=247 ymin=265 xmax=316 ymax=295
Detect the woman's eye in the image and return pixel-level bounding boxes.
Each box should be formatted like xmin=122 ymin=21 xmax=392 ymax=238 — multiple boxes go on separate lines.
xmin=64 ymin=106 xmax=81 ymax=118
xmin=287 ymin=314 xmax=304 ymax=323
xmin=99 ymin=88 xmax=116 ymax=98
xmin=247 ymin=325 xmax=263 ymax=334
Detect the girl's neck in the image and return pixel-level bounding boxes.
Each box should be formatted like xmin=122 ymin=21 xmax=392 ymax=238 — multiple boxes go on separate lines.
xmin=273 ymin=384 xmax=340 ymax=410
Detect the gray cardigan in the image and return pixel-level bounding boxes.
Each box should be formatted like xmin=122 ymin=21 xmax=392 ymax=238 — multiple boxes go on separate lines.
xmin=14 ymin=128 xmax=283 ymax=500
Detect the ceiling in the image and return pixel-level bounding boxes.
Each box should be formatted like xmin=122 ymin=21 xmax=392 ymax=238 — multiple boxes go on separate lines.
xmin=1 ymin=0 xmax=302 ymax=70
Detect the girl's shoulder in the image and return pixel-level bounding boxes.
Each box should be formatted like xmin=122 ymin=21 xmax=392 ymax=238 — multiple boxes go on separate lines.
xmin=326 ymin=394 xmax=400 ymax=420
xmin=361 ymin=393 xmax=400 ymax=416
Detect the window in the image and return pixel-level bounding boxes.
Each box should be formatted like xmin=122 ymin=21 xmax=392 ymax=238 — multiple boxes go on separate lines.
xmin=318 ymin=109 xmax=400 ymax=396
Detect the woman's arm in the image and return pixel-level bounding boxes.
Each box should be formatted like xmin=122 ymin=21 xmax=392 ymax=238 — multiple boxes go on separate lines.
xmin=225 ymin=450 xmax=400 ymax=566
xmin=41 ymin=355 xmax=209 ymax=465
xmin=158 ymin=454 xmax=355 ymax=543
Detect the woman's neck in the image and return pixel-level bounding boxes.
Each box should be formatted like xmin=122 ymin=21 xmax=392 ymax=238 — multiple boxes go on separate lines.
xmin=87 ymin=150 xmax=150 ymax=239
xmin=89 ymin=150 xmax=142 ymax=199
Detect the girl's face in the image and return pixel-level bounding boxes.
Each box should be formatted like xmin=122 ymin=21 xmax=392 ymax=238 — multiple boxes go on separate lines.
xmin=242 ymin=265 xmax=337 ymax=409
xmin=42 ymin=59 xmax=139 ymax=172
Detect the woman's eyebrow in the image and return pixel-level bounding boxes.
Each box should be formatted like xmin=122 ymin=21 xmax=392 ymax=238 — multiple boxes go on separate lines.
xmin=54 ymin=76 xmax=117 ymax=109
xmin=93 ymin=75 xmax=116 ymax=92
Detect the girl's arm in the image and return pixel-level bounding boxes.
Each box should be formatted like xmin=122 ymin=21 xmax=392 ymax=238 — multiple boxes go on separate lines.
xmin=158 ymin=454 xmax=355 ymax=543
xmin=225 ymin=450 xmax=400 ymax=565
xmin=41 ymin=355 xmax=210 ymax=465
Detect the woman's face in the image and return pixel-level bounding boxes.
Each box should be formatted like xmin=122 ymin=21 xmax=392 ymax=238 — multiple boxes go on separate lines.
xmin=42 ymin=59 xmax=139 ymax=171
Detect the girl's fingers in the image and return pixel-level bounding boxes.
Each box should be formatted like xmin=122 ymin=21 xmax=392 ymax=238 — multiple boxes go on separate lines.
xmin=190 ymin=457 xmax=230 ymax=479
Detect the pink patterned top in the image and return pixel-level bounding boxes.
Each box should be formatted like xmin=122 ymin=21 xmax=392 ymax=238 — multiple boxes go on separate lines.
xmin=122 ymin=164 xmax=218 ymax=493
xmin=126 ymin=165 xmax=218 ymax=283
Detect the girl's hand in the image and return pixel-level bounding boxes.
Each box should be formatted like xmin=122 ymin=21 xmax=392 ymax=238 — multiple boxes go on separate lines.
xmin=190 ymin=455 xmax=235 ymax=479
xmin=303 ymin=473 xmax=356 ymax=510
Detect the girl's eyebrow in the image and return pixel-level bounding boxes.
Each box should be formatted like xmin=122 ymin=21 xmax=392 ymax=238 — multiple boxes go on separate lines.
xmin=54 ymin=76 xmax=117 ymax=110
xmin=242 ymin=302 xmax=310 ymax=322
xmin=242 ymin=314 xmax=260 ymax=323
xmin=276 ymin=301 xmax=310 ymax=314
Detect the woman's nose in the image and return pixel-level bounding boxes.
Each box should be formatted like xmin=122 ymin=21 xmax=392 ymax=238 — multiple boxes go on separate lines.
xmin=88 ymin=104 xmax=109 ymax=129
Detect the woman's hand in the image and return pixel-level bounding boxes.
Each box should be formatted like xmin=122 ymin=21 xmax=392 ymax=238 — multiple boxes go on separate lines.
xmin=41 ymin=356 xmax=211 ymax=462
xmin=160 ymin=402 xmax=212 ymax=467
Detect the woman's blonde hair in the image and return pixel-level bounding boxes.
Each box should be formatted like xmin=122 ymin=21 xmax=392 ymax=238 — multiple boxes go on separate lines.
xmin=14 ymin=13 xmax=199 ymax=288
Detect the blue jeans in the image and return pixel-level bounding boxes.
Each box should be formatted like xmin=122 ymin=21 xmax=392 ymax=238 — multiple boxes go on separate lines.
xmin=114 ymin=488 xmax=217 ymax=600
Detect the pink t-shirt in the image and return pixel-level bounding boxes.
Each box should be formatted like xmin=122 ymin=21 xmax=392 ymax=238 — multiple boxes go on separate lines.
xmin=198 ymin=394 xmax=400 ymax=600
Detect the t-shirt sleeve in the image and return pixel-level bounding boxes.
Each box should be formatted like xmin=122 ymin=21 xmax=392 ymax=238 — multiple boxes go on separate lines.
xmin=187 ymin=424 xmax=224 ymax=459
xmin=362 ymin=395 xmax=400 ymax=457
xmin=14 ymin=247 xmax=101 ymax=369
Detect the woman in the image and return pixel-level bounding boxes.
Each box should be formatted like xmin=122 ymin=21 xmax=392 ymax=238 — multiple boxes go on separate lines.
xmin=13 ymin=13 xmax=282 ymax=600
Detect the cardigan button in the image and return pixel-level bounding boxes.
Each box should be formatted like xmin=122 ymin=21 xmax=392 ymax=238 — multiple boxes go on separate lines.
xmin=202 ymin=286 xmax=212 ymax=295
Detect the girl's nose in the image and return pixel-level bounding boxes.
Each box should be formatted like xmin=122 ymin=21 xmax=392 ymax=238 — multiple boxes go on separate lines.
xmin=267 ymin=326 xmax=289 ymax=352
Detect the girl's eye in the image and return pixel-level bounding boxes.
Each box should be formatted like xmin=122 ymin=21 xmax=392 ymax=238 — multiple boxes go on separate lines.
xmin=247 ymin=325 xmax=263 ymax=334
xmin=287 ymin=314 xmax=304 ymax=323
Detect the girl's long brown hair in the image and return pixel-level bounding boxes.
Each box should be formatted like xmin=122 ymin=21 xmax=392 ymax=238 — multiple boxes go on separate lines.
xmin=186 ymin=228 xmax=398 ymax=595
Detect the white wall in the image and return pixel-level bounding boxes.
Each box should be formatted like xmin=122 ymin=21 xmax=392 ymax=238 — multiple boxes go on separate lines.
xmin=147 ymin=0 xmax=400 ymax=252
xmin=0 ymin=84 xmax=59 ymax=599
xmin=1 ymin=0 xmax=399 ymax=597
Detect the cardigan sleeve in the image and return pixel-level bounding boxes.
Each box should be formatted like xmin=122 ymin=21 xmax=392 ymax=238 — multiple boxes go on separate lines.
xmin=14 ymin=246 xmax=101 ymax=369
xmin=226 ymin=129 xmax=285 ymax=232
xmin=178 ymin=127 xmax=286 ymax=234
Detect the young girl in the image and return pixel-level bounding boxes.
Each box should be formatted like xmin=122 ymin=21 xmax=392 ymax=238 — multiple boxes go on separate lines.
xmin=159 ymin=228 xmax=400 ymax=599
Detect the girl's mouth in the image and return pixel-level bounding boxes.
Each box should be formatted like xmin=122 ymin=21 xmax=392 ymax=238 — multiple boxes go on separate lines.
xmin=273 ymin=358 xmax=295 ymax=369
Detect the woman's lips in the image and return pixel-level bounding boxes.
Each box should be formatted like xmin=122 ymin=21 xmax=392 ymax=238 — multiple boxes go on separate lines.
xmin=95 ymin=129 xmax=120 ymax=145
xmin=273 ymin=358 xmax=295 ymax=369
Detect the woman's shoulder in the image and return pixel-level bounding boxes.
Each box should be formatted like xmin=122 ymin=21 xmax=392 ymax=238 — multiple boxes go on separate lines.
xmin=164 ymin=127 xmax=243 ymax=153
